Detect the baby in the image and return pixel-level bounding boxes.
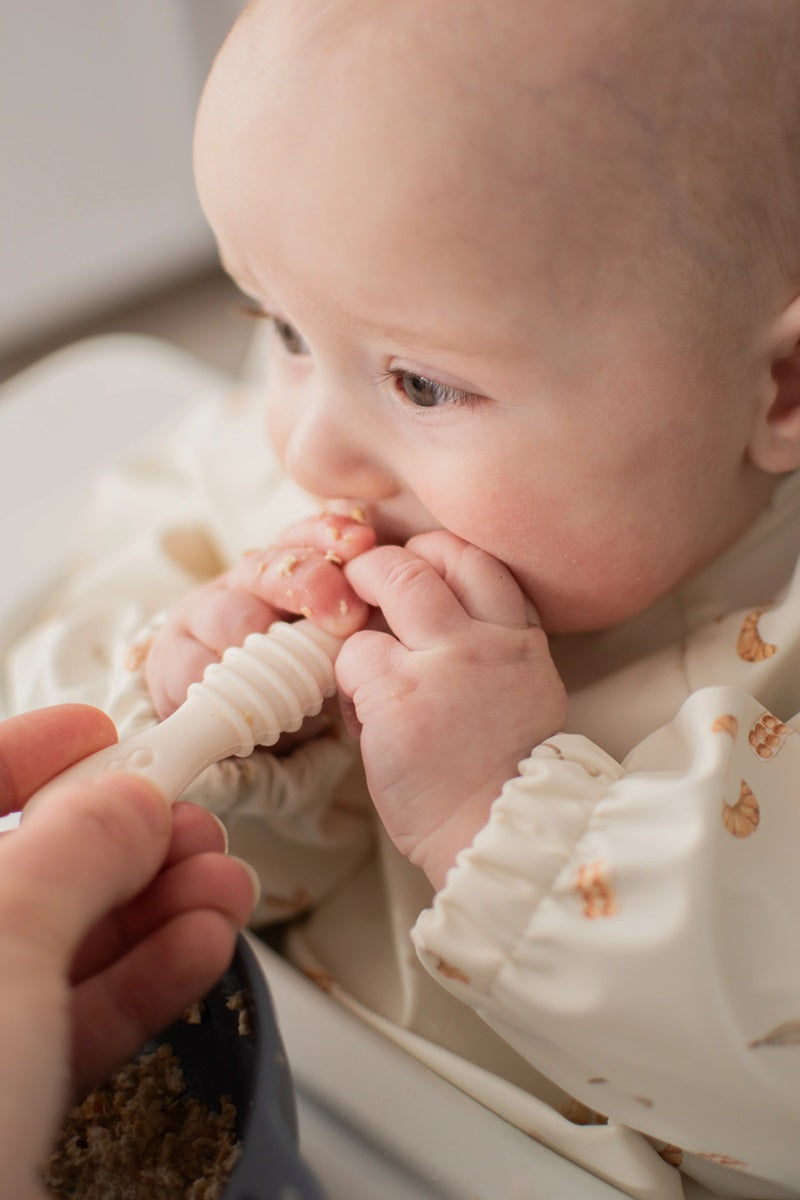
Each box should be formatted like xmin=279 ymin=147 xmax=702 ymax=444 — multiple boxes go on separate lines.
xmin=10 ymin=2 xmax=800 ymax=1197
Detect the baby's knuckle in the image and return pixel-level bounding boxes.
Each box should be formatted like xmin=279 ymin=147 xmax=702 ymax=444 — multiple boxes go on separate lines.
xmin=383 ymin=553 xmax=431 ymax=596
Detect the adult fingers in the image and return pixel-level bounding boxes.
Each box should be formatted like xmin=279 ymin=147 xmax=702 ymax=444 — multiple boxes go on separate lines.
xmin=66 ymin=800 xmax=230 ymax=984
xmin=0 ymin=773 xmax=171 ymax=971
xmin=118 ymin=851 xmax=257 ymax=948
xmin=69 ymin=909 xmax=240 ymax=1098
xmin=0 ymin=705 xmax=117 ymax=815
xmin=162 ymin=800 xmax=228 ymax=864
xmin=70 ymin=849 xmax=258 ymax=984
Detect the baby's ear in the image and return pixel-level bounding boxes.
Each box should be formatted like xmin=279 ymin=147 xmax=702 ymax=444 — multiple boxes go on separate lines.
xmin=749 ymin=293 xmax=800 ymax=473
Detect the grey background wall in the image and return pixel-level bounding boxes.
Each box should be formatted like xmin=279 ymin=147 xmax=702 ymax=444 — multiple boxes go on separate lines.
xmin=0 ymin=2 xmax=246 ymax=359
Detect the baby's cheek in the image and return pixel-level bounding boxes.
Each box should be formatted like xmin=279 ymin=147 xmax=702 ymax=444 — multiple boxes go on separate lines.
xmin=431 ymin=489 xmax=542 ymax=583
xmin=431 ymin=489 xmax=642 ymax=632
xmin=264 ymin=394 xmax=289 ymax=464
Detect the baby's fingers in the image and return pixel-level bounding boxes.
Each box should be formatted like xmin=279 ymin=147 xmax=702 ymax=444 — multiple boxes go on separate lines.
xmin=146 ymin=634 xmax=217 ymax=718
xmin=229 ymin=544 xmax=371 ymax=637
xmin=343 ymin=545 xmax=469 ymax=649
xmin=404 ymin=531 xmax=535 ymax=628
xmin=271 ymin=510 xmax=376 ymax=562
xmin=146 ymin=580 xmax=281 ymax=716
xmin=335 ymin=627 xmax=405 ymax=724
xmin=343 ymin=535 xmax=533 ymax=649
xmin=180 ymin=578 xmax=279 ymax=655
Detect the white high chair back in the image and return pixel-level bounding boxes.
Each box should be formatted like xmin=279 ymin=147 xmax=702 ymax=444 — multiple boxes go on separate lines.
xmin=0 ymin=334 xmax=231 ymax=710
xmin=0 ymin=334 xmax=230 ymax=829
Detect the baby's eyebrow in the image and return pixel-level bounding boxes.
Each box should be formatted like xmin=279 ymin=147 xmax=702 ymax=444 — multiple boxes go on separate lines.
xmin=350 ymin=315 xmax=522 ymax=362
xmin=339 ymin=303 xmax=512 ymax=358
xmin=357 ymin=319 xmax=463 ymax=354
xmin=216 ymin=251 xmax=521 ymax=360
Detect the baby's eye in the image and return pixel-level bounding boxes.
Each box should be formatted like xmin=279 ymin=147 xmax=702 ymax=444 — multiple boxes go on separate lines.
xmin=272 ymin=317 xmax=309 ymax=356
xmin=394 ymin=371 xmax=476 ymax=409
xmin=238 ymin=298 xmax=310 ymax=357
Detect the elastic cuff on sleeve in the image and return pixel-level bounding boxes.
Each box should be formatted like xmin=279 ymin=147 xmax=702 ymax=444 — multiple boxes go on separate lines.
xmin=413 ymin=735 xmax=622 ymax=1002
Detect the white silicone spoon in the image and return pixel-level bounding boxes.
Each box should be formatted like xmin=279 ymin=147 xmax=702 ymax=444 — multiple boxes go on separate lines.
xmin=30 ymin=619 xmax=344 ymax=805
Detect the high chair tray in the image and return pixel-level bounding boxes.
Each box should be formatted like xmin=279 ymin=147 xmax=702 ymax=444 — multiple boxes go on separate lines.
xmin=248 ymin=937 xmax=629 ymax=1200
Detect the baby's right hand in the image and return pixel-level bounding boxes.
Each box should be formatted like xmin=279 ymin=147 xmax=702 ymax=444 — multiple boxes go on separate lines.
xmin=145 ymin=513 xmax=375 ymax=717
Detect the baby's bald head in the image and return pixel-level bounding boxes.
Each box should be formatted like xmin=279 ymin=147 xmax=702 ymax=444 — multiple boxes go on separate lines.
xmin=210 ymin=0 xmax=800 ymax=340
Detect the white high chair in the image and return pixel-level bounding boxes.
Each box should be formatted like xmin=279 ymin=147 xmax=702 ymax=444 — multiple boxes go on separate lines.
xmin=0 ymin=334 xmax=628 ymax=1199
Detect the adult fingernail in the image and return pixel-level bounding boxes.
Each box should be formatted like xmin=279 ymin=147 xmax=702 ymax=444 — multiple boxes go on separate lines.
xmin=231 ymin=855 xmax=262 ymax=912
xmin=208 ymin=812 xmax=229 ymax=853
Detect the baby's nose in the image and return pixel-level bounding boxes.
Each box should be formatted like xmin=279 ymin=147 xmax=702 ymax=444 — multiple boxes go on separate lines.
xmin=283 ymin=401 xmax=396 ymax=502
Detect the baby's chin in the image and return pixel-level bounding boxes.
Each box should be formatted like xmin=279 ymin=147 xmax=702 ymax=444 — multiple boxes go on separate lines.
xmin=535 ymin=581 xmax=675 ymax=639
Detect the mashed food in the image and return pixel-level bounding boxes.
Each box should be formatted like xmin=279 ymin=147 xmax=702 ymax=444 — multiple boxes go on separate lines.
xmin=44 ymin=1043 xmax=240 ymax=1200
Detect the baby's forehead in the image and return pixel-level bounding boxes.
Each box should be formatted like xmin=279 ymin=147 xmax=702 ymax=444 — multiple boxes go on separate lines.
xmin=237 ymin=0 xmax=789 ymax=141
xmin=239 ymin=1 xmax=630 ymax=102
xmin=228 ymin=1 xmax=758 ymax=218
xmin=213 ymin=4 xmax=711 ymax=233
xmin=222 ymin=2 xmax=668 ymax=194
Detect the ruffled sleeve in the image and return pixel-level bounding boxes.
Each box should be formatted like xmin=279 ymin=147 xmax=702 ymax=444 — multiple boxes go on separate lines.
xmin=413 ymin=688 xmax=800 ymax=1196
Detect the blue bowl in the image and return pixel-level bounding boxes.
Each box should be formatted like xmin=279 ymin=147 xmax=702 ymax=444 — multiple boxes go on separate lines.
xmin=148 ymin=934 xmax=326 ymax=1200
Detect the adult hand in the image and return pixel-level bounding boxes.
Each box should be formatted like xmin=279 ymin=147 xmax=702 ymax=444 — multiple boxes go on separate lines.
xmin=0 ymin=704 xmax=258 ymax=1200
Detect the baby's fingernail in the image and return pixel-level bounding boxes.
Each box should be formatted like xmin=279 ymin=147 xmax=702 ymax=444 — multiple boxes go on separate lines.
xmin=232 ymin=855 xmax=262 ymax=911
xmin=524 ymin=597 xmax=542 ymax=628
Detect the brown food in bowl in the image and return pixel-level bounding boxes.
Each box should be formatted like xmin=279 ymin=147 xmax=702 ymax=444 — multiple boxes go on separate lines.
xmin=43 ymin=1043 xmax=240 ymax=1199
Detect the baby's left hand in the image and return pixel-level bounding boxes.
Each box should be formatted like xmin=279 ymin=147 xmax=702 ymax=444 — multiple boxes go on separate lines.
xmin=337 ymin=532 xmax=567 ymax=889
